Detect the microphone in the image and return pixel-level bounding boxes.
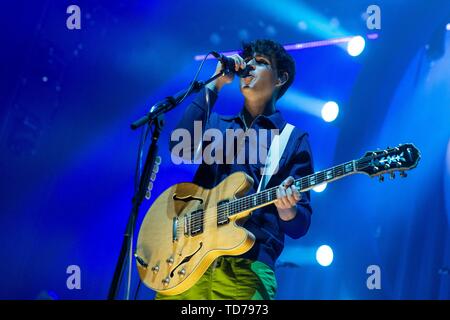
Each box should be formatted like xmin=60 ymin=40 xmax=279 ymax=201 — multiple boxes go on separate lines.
xmin=211 ymin=51 xmax=253 ymax=78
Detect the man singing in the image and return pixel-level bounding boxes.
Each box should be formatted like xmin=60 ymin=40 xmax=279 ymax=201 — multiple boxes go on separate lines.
xmin=160 ymin=39 xmax=314 ymax=300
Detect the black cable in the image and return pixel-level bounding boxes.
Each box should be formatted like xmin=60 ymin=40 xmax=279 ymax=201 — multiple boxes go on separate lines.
xmin=133 ymin=279 xmax=142 ymax=300
xmin=177 ymin=52 xmax=215 ymax=106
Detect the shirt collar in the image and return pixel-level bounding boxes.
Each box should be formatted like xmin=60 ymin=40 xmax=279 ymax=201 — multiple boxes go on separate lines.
xmin=220 ymin=108 xmax=287 ymax=130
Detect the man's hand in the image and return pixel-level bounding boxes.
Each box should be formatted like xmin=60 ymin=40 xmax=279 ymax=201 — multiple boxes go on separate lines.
xmin=275 ymin=176 xmax=301 ymax=221
xmin=206 ymin=54 xmax=246 ymax=93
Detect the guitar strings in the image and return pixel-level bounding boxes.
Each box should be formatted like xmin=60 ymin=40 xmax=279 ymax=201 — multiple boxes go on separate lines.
xmin=175 ymin=158 xmax=389 ymax=232
xmin=176 ymin=166 xmax=359 ymax=232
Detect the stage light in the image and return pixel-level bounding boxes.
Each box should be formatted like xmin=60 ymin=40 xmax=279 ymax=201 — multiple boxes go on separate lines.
xmin=316 ymin=245 xmax=333 ymax=267
xmin=347 ymin=36 xmax=365 ymax=56
xmin=321 ymin=101 xmax=339 ymax=122
xmin=446 ymin=23 xmax=450 ymax=31
xmin=313 ymin=183 xmax=327 ymax=193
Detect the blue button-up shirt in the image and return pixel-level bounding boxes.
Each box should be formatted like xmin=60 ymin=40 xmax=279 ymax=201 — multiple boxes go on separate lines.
xmin=170 ymin=88 xmax=314 ymax=269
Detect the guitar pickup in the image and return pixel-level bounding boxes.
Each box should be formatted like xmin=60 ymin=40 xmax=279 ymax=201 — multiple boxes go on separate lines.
xmin=216 ymin=200 xmax=230 ymax=226
xmin=189 ymin=209 xmax=204 ymax=236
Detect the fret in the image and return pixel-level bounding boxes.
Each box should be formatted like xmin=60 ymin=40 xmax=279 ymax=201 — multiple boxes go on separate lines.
xmin=316 ymin=172 xmax=324 ymax=184
xmin=223 ymin=160 xmax=357 ymax=219
xmin=344 ymin=161 xmax=353 ymax=173
xmin=336 ymin=164 xmax=343 ymax=176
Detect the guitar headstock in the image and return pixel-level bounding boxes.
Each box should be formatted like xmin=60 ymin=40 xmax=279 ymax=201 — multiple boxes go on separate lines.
xmin=356 ymin=143 xmax=421 ymax=180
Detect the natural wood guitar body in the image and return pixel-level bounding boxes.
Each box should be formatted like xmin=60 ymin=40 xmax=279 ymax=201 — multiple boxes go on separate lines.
xmin=136 ymin=172 xmax=256 ymax=296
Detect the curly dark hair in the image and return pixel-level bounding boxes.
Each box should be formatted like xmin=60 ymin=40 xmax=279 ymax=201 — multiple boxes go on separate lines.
xmin=240 ymin=39 xmax=296 ymax=100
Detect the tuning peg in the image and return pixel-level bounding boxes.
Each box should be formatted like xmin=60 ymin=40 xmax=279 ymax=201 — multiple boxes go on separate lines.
xmin=390 ymin=172 xmax=395 ymax=179
xmin=379 ymin=175 xmax=384 ymax=182
xmin=400 ymin=171 xmax=407 ymax=178
xmin=147 ymin=181 xmax=153 ymax=191
xmin=145 ymin=190 xmax=151 ymax=199
xmin=155 ymin=156 xmax=162 ymax=165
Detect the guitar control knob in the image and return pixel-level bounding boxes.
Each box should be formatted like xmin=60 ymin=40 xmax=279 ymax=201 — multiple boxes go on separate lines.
xmin=379 ymin=175 xmax=384 ymax=182
xmin=166 ymin=257 xmax=174 ymax=265
xmin=178 ymin=268 xmax=186 ymax=277
xmin=400 ymin=171 xmax=407 ymax=178
xmin=162 ymin=277 xmax=170 ymax=287
xmin=384 ymin=164 xmax=390 ymax=169
xmin=151 ymin=265 xmax=160 ymax=274
xmin=373 ymin=166 xmax=379 ymax=172
xmin=390 ymin=172 xmax=395 ymax=179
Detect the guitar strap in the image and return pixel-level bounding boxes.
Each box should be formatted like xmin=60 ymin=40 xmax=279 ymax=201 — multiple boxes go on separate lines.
xmin=257 ymin=123 xmax=295 ymax=192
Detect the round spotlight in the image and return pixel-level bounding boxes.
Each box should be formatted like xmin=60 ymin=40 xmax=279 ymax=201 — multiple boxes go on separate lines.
xmin=313 ymin=183 xmax=327 ymax=193
xmin=446 ymin=23 xmax=450 ymax=31
xmin=347 ymin=36 xmax=365 ymax=56
xmin=321 ymin=101 xmax=339 ymax=122
xmin=316 ymin=245 xmax=333 ymax=267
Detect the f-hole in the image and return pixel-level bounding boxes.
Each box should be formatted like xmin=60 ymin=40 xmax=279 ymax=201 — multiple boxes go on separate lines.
xmin=173 ymin=194 xmax=203 ymax=204
xmin=170 ymin=242 xmax=203 ymax=278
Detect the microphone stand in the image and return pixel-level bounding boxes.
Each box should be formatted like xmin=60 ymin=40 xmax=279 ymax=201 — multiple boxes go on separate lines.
xmin=107 ymin=68 xmax=230 ymax=300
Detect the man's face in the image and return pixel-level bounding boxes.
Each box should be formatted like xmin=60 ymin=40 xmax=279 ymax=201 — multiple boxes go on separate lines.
xmin=240 ymin=53 xmax=279 ymax=101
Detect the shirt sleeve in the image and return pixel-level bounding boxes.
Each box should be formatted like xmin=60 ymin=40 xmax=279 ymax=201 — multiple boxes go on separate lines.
xmin=278 ymin=134 xmax=314 ymax=239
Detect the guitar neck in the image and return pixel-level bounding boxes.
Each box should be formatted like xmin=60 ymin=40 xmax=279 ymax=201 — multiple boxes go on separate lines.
xmin=224 ymin=160 xmax=357 ymax=216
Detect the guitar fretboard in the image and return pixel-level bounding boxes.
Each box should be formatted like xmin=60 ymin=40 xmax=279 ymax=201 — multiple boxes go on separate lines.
xmin=217 ymin=161 xmax=356 ymax=220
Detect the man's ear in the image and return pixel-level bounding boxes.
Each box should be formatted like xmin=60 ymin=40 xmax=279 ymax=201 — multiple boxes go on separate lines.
xmin=276 ymin=72 xmax=289 ymax=88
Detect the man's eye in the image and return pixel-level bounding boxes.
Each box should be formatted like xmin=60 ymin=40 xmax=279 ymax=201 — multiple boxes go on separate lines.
xmin=256 ymin=60 xmax=269 ymax=65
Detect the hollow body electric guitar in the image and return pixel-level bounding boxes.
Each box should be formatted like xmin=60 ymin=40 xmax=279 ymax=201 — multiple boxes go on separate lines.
xmin=135 ymin=143 xmax=420 ymax=295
